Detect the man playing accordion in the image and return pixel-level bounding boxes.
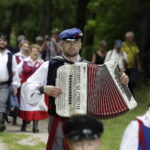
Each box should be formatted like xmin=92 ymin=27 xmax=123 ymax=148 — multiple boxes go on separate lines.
xmin=21 ymin=28 xmax=129 ymax=150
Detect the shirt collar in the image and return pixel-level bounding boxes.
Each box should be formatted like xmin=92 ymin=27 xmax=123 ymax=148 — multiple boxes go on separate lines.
xmin=25 ymin=56 xmax=42 ymax=63
xmin=62 ymin=53 xmax=81 ymax=63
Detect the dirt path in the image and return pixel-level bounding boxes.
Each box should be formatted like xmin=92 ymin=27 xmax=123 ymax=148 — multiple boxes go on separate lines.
xmin=0 ymin=117 xmax=48 ymax=149
xmin=0 ymin=139 xmax=8 ymax=150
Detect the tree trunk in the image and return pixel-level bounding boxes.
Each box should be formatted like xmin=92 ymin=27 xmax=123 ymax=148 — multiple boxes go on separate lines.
xmin=76 ymin=0 xmax=90 ymax=31
xmin=40 ymin=0 xmax=53 ymax=35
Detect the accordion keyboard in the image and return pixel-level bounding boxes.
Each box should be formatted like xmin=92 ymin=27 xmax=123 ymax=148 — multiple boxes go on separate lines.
xmin=55 ymin=63 xmax=87 ymax=117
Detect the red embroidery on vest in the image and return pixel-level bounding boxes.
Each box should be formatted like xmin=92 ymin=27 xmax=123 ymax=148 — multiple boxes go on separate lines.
xmin=15 ymin=56 xmax=21 ymax=64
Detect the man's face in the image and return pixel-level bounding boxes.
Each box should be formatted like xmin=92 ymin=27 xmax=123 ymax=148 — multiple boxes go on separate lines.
xmin=0 ymin=38 xmax=7 ymax=50
xmin=68 ymin=139 xmax=100 ymax=150
xmin=126 ymin=36 xmax=134 ymax=43
xmin=51 ymin=33 xmax=59 ymax=40
xmin=115 ymin=47 xmax=121 ymax=52
xmin=61 ymin=39 xmax=82 ymax=58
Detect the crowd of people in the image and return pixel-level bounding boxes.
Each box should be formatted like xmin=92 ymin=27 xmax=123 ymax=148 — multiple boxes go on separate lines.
xmin=0 ymin=28 xmax=63 ymax=132
xmin=0 ymin=27 xmax=145 ymax=150
xmin=92 ymin=31 xmax=141 ymax=94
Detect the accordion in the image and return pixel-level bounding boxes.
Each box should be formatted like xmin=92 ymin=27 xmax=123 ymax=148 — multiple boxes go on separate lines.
xmin=55 ymin=61 xmax=137 ymax=119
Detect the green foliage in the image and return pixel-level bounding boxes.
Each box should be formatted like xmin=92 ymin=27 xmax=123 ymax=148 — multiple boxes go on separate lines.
xmin=86 ymin=0 xmax=135 ymax=49
xmin=85 ymin=19 xmax=97 ymax=30
xmin=0 ymin=0 xmax=149 ymax=74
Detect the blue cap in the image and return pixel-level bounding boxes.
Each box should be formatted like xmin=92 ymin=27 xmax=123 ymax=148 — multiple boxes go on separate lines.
xmin=114 ymin=40 xmax=122 ymax=48
xmin=59 ymin=28 xmax=83 ymax=41
xmin=63 ymin=116 xmax=104 ymax=141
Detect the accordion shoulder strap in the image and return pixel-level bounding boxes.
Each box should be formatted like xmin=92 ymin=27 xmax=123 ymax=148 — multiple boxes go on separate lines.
xmin=47 ymin=57 xmax=64 ymax=85
xmin=52 ymin=55 xmax=91 ymax=64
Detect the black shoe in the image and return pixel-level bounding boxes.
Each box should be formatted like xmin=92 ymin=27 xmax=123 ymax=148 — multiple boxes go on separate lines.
xmin=33 ymin=128 xmax=39 ymax=133
xmin=12 ymin=117 xmax=17 ymax=125
xmin=0 ymin=125 xmax=6 ymax=132
xmin=21 ymin=126 xmax=26 ymax=131
xmin=3 ymin=113 xmax=11 ymax=123
xmin=33 ymin=120 xmax=39 ymax=133
xmin=0 ymin=113 xmax=6 ymax=132
xmin=21 ymin=120 xmax=27 ymax=131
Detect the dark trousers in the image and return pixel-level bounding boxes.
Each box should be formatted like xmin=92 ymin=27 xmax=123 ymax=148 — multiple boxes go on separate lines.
xmin=126 ymin=68 xmax=138 ymax=94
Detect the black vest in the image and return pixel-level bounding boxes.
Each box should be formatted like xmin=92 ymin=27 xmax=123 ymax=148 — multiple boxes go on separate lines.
xmin=47 ymin=56 xmax=89 ymax=115
xmin=7 ymin=52 xmax=13 ymax=84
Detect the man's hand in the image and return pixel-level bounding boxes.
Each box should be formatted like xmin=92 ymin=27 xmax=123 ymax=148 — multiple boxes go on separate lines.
xmin=43 ymin=85 xmax=62 ymax=97
xmin=119 ymin=72 xmax=129 ymax=85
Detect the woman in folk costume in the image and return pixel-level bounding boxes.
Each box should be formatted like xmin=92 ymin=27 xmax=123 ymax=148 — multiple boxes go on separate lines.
xmin=17 ymin=44 xmax=48 ymax=132
xmin=11 ymin=40 xmax=30 ymax=125
xmin=14 ymin=40 xmax=30 ymax=65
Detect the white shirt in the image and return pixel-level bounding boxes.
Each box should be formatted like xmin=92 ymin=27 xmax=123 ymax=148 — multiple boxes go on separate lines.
xmin=21 ymin=54 xmax=81 ymax=106
xmin=104 ymin=49 xmax=128 ymax=71
xmin=120 ymin=108 xmax=150 ymax=150
xmin=0 ymin=49 xmax=20 ymax=87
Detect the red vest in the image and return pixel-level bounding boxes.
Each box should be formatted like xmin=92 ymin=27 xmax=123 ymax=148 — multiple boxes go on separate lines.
xmin=19 ymin=61 xmax=42 ymax=84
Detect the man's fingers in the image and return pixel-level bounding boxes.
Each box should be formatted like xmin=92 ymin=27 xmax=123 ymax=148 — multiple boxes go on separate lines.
xmin=50 ymin=87 xmax=62 ymax=97
xmin=52 ymin=90 xmax=62 ymax=96
xmin=44 ymin=86 xmax=62 ymax=97
xmin=119 ymin=72 xmax=129 ymax=85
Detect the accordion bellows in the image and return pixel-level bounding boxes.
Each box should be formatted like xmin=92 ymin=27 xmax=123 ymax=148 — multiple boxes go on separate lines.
xmin=55 ymin=61 xmax=137 ymax=119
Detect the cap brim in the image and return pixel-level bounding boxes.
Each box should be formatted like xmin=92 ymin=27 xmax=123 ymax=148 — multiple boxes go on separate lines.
xmin=65 ymin=39 xmax=76 ymax=41
xmin=69 ymin=133 xmax=99 ymax=141
xmin=115 ymin=44 xmax=122 ymax=48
